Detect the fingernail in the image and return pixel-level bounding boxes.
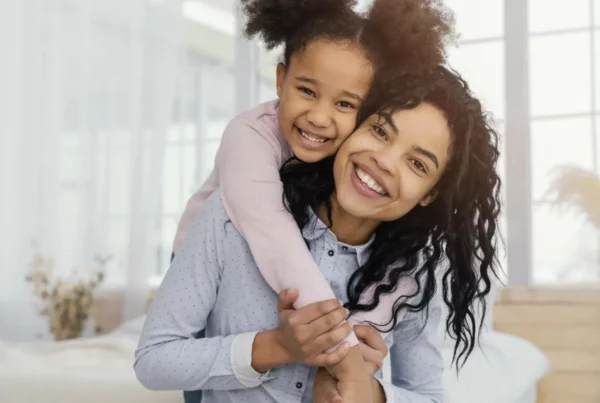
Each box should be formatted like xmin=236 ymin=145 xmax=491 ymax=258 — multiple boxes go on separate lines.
xmin=341 ymin=342 xmax=350 ymax=351
xmin=345 ymin=308 xmax=350 ymax=317
xmin=338 ymin=300 xmax=345 ymax=306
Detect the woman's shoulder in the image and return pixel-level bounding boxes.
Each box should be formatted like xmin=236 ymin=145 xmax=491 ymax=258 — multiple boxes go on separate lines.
xmin=200 ymin=190 xmax=228 ymax=218
xmin=201 ymin=191 xmax=249 ymax=238
xmin=190 ymin=190 xmax=236 ymax=235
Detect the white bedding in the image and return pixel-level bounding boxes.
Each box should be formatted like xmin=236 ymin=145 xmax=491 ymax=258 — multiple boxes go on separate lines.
xmin=0 ymin=316 xmax=549 ymax=403
xmin=442 ymin=331 xmax=550 ymax=403
xmin=0 ymin=333 xmax=181 ymax=403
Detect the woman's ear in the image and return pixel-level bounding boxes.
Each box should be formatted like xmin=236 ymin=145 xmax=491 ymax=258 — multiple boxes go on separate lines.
xmin=419 ymin=190 xmax=437 ymax=207
xmin=276 ymin=63 xmax=287 ymax=98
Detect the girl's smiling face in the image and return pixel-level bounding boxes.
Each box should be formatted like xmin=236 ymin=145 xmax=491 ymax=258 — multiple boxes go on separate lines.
xmin=275 ymin=39 xmax=374 ymax=163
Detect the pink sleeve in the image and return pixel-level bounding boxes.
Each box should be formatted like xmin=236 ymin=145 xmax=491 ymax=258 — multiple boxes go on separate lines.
xmin=216 ymin=117 xmax=358 ymax=347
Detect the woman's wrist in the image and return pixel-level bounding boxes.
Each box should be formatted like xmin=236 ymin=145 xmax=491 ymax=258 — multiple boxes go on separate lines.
xmin=371 ymin=377 xmax=386 ymax=403
xmin=251 ymin=329 xmax=293 ymax=373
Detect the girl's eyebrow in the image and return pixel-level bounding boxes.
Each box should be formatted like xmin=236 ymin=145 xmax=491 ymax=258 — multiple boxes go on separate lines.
xmin=295 ymin=76 xmax=363 ymax=102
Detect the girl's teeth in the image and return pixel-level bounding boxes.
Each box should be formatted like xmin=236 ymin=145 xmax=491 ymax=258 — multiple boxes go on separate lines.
xmin=356 ymin=167 xmax=386 ymax=195
xmin=300 ymin=129 xmax=326 ymax=143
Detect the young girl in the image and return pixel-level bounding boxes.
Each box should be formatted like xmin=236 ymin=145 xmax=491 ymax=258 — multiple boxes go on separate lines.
xmin=172 ymin=0 xmax=453 ymax=373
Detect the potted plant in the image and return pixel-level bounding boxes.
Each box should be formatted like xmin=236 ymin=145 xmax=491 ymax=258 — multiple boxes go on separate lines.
xmin=542 ymin=165 xmax=600 ymax=280
xmin=25 ymin=252 xmax=109 ymax=341
xmin=544 ymin=165 xmax=600 ymax=229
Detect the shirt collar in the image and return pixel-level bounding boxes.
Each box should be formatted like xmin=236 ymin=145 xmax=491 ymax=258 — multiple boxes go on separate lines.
xmin=302 ymin=208 xmax=375 ymax=266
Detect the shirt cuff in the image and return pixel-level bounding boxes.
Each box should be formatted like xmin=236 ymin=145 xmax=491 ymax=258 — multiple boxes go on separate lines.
xmin=230 ymin=331 xmax=273 ymax=387
xmin=375 ymin=377 xmax=394 ymax=402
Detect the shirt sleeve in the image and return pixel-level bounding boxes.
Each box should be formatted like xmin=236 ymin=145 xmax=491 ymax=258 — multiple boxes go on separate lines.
xmin=215 ymin=116 xmax=358 ymax=346
xmin=134 ymin=193 xmax=263 ymax=392
xmin=230 ymin=331 xmax=274 ymax=387
xmin=378 ymin=296 xmax=445 ymax=403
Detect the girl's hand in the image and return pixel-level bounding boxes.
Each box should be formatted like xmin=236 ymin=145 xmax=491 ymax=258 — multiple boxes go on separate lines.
xmin=277 ymin=288 xmax=353 ymax=367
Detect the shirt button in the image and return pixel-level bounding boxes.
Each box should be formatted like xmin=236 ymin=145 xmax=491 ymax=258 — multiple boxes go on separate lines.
xmin=342 ymin=246 xmax=348 ymax=251
xmin=296 ymin=382 xmax=303 ymax=389
xmin=328 ymin=250 xmax=334 ymax=256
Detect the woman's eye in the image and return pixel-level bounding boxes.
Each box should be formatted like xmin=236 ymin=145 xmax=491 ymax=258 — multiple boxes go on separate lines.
xmin=412 ymin=159 xmax=426 ymax=173
xmin=371 ymin=125 xmax=386 ymax=138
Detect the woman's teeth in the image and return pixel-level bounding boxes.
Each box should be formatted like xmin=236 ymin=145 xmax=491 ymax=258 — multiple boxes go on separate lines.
xmin=356 ymin=167 xmax=386 ymax=195
xmin=299 ymin=128 xmax=327 ymax=143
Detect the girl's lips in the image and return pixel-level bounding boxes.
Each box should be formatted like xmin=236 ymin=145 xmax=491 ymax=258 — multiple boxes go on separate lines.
xmin=295 ymin=126 xmax=330 ymax=150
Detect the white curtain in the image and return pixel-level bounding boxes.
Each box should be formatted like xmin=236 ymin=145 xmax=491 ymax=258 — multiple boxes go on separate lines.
xmin=0 ymin=0 xmax=184 ymax=340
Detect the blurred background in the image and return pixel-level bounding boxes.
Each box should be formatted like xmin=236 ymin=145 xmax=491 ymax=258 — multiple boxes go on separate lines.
xmin=0 ymin=1 xmax=598 ymax=402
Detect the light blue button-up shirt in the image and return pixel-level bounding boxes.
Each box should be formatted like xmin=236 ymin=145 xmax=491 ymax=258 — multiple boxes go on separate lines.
xmin=134 ymin=192 xmax=443 ymax=402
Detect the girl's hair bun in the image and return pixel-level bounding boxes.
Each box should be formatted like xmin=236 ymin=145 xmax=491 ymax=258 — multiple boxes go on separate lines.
xmin=241 ymin=0 xmax=358 ymax=50
xmin=364 ymin=0 xmax=457 ymax=70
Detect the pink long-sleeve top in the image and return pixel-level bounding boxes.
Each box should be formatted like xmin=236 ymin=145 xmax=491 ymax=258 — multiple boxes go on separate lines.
xmin=173 ymin=100 xmax=405 ymax=347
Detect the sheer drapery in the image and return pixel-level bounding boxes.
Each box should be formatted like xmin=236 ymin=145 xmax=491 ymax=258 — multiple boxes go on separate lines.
xmin=0 ymin=0 xmax=184 ymax=340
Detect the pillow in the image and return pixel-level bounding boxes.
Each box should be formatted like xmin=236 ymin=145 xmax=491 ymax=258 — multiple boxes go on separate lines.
xmin=443 ymin=330 xmax=550 ymax=403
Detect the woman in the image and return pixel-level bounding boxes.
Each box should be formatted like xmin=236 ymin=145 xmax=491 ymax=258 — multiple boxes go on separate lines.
xmin=134 ymin=66 xmax=501 ymax=403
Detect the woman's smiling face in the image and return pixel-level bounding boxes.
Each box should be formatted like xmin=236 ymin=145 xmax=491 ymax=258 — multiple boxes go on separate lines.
xmin=333 ymin=102 xmax=452 ymax=222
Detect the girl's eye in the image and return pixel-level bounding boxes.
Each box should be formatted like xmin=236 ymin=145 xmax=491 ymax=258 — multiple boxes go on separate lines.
xmin=299 ymin=87 xmax=315 ymax=97
xmin=338 ymin=101 xmax=355 ymax=109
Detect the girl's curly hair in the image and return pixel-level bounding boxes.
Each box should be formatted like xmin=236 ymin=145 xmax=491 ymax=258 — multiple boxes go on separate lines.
xmin=280 ymin=66 xmax=502 ymax=368
xmin=241 ymin=0 xmax=456 ymax=71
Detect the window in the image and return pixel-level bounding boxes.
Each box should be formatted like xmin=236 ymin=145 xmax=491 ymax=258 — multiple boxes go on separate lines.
xmin=596 ymin=30 xmax=600 ymax=112
xmin=444 ymin=0 xmax=504 ymax=40
xmin=529 ymin=0 xmax=591 ymax=33
xmin=530 ymin=33 xmax=591 ymax=116
xmin=157 ymin=1 xmax=236 ymax=274
xmin=257 ymin=40 xmax=280 ymax=103
xmin=528 ymin=0 xmax=600 ymax=284
xmin=445 ymin=0 xmax=507 ymax=281
xmin=159 ymin=1 xmax=278 ymax=275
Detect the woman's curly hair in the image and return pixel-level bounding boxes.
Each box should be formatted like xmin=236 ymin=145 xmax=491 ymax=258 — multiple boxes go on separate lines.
xmin=241 ymin=0 xmax=456 ymax=72
xmin=280 ymin=66 xmax=502 ymax=368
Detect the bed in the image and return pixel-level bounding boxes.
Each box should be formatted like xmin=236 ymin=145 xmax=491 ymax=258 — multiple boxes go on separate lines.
xmin=0 ymin=290 xmax=551 ymax=403
xmin=440 ymin=330 xmax=549 ymax=403
xmin=0 ymin=316 xmax=181 ymax=403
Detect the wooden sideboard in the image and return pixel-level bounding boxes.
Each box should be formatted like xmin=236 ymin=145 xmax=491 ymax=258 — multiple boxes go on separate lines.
xmin=494 ymin=287 xmax=600 ymax=403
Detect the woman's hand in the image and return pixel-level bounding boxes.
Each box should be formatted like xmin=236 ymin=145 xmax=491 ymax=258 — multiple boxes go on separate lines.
xmin=276 ymin=288 xmax=354 ymax=367
xmin=313 ymin=368 xmax=344 ymax=403
xmin=321 ymin=325 xmax=387 ymax=403
xmin=314 ymin=368 xmax=378 ymax=403
xmin=354 ymin=325 xmax=389 ymax=376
